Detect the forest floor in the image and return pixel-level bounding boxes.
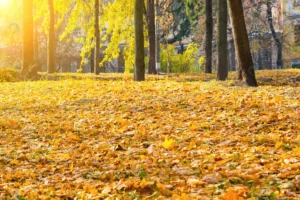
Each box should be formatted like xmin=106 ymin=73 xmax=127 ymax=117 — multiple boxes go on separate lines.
xmin=0 ymin=70 xmax=299 ymax=199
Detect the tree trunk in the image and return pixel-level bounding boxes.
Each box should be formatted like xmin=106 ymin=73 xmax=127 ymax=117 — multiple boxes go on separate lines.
xmin=205 ymin=0 xmax=213 ymax=73
xmin=94 ymin=0 xmax=101 ymax=75
xmin=22 ymin=0 xmax=36 ymax=76
xmin=91 ymin=48 xmax=95 ymax=73
xmin=228 ymin=0 xmax=258 ymax=86
xmin=217 ymin=0 xmax=228 ymax=80
xmin=156 ymin=0 xmax=160 ymax=72
xmin=34 ymin=26 xmax=40 ymax=72
xmin=134 ymin=0 xmax=145 ymax=81
xmin=147 ymin=0 xmax=156 ymax=74
xmin=47 ymin=0 xmax=55 ymax=73
xmin=266 ymin=1 xmax=282 ymax=69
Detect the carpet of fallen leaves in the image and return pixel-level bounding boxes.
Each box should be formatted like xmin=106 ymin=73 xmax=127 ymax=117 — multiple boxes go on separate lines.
xmin=0 ymin=70 xmax=299 ymax=199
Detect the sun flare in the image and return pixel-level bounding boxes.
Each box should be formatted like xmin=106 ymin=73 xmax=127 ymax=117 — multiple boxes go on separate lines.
xmin=0 ymin=0 xmax=10 ymax=8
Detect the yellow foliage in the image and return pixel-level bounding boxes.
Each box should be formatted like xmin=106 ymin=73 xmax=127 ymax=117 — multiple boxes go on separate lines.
xmin=0 ymin=67 xmax=19 ymax=82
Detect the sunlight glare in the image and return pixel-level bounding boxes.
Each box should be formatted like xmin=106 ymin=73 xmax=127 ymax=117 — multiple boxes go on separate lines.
xmin=0 ymin=0 xmax=10 ymax=8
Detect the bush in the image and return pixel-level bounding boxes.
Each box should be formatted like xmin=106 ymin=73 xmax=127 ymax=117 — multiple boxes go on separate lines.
xmin=199 ymin=56 xmax=205 ymax=71
xmin=0 ymin=67 xmax=19 ymax=82
xmin=160 ymin=43 xmax=199 ymax=73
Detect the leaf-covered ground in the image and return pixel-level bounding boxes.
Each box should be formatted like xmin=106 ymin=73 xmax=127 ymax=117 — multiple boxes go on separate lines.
xmin=0 ymin=70 xmax=299 ymax=199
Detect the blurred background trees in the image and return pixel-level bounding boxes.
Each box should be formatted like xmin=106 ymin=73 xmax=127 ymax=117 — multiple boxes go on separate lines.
xmin=0 ymin=0 xmax=299 ymax=78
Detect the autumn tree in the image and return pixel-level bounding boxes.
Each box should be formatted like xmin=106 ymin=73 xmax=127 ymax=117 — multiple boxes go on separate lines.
xmin=99 ymin=0 xmax=135 ymax=73
xmin=47 ymin=0 xmax=55 ymax=73
xmin=266 ymin=0 xmax=282 ymax=69
xmin=134 ymin=0 xmax=145 ymax=81
xmin=228 ymin=0 xmax=258 ymax=86
xmin=217 ymin=0 xmax=228 ymax=80
xmin=22 ymin=0 xmax=36 ymax=77
xmin=205 ymin=0 xmax=213 ymax=73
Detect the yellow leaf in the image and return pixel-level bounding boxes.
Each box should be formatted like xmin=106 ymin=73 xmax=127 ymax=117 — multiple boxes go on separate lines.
xmin=140 ymin=178 xmax=148 ymax=188
xmin=172 ymin=193 xmax=191 ymax=200
xmin=10 ymin=159 xmax=19 ymax=165
xmin=275 ymin=141 xmax=283 ymax=149
xmin=239 ymin=174 xmax=259 ymax=181
xmin=62 ymin=153 xmax=70 ymax=160
xmin=162 ymin=137 xmax=176 ymax=150
xmin=4 ymin=173 xmax=12 ymax=181
xmin=67 ymin=132 xmax=80 ymax=141
xmin=293 ymin=147 xmax=300 ymax=156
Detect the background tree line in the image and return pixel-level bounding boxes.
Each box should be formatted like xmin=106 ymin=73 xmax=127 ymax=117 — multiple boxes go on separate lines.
xmin=1 ymin=0 xmax=298 ymax=86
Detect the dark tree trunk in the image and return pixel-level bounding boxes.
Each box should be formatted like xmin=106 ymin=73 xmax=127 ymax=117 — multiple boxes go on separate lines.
xmin=94 ymin=0 xmax=101 ymax=75
xmin=266 ymin=1 xmax=282 ymax=69
xmin=228 ymin=0 xmax=258 ymax=87
xmin=217 ymin=0 xmax=228 ymax=80
xmin=47 ymin=0 xmax=55 ymax=73
xmin=134 ymin=0 xmax=145 ymax=81
xmin=205 ymin=0 xmax=213 ymax=73
xmin=147 ymin=0 xmax=156 ymax=74
xmin=22 ymin=0 xmax=36 ymax=76
xmin=238 ymin=65 xmax=243 ymax=80
xmin=91 ymin=48 xmax=95 ymax=73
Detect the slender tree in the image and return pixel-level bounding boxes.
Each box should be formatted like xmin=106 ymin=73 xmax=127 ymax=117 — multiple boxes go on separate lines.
xmin=205 ymin=0 xmax=213 ymax=73
xmin=217 ymin=0 xmax=228 ymax=80
xmin=22 ymin=0 xmax=36 ymax=76
xmin=228 ymin=0 xmax=258 ymax=86
xmin=156 ymin=0 xmax=161 ymax=72
xmin=47 ymin=0 xmax=55 ymax=73
xmin=34 ymin=25 xmax=40 ymax=72
xmin=134 ymin=0 xmax=145 ymax=81
xmin=94 ymin=0 xmax=101 ymax=75
xmin=147 ymin=0 xmax=157 ymax=74
xmin=91 ymin=48 xmax=95 ymax=73
xmin=266 ymin=0 xmax=282 ymax=69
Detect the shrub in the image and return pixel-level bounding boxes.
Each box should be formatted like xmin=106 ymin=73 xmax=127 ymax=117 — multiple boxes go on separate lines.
xmin=199 ymin=56 xmax=205 ymax=71
xmin=0 ymin=67 xmax=19 ymax=82
xmin=160 ymin=42 xmax=199 ymax=73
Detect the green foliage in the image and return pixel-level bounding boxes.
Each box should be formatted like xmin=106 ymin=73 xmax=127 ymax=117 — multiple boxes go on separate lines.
xmin=199 ymin=56 xmax=205 ymax=71
xmin=0 ymin=67 xmax=19 ymax=82
xmin=138 ymin=167 xmax=147 ymax=180
xmin=160 ymin=43 xmax=199 ymax=73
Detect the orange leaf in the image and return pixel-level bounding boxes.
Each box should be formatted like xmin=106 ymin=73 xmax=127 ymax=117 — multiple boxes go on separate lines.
xmin=223 ymin=188 xmax=239 ymax=200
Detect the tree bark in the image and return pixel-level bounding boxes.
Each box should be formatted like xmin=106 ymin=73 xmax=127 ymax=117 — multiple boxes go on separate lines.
xmin=94 ymin=0 xmax=101 ymax=75
xmin=34 ymin=26 xmax=40 ymax=72
xmin=147 ymin=0 xmax=156 ymax=74
xmin=134 ymin=0 xmax=145 ymax=81
xmin=91 ymin=48 xmax=95 ymax=73
xmin=22 ymin=0 xmax=36 ymax=76
xmin=266 ymin=1 xmax=282 ymax=69
xmin=228 ymin=0 xmax=258 ymax=86
xmin=156 ymin=0 xmax=160 ymax=72
xmin=47 ymin=0 xmax=55 ymax=73
xmin=217 ymin=0 xmax=228 ymax=80
xmin=205 ymin=0 xmax=213 ymax=73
